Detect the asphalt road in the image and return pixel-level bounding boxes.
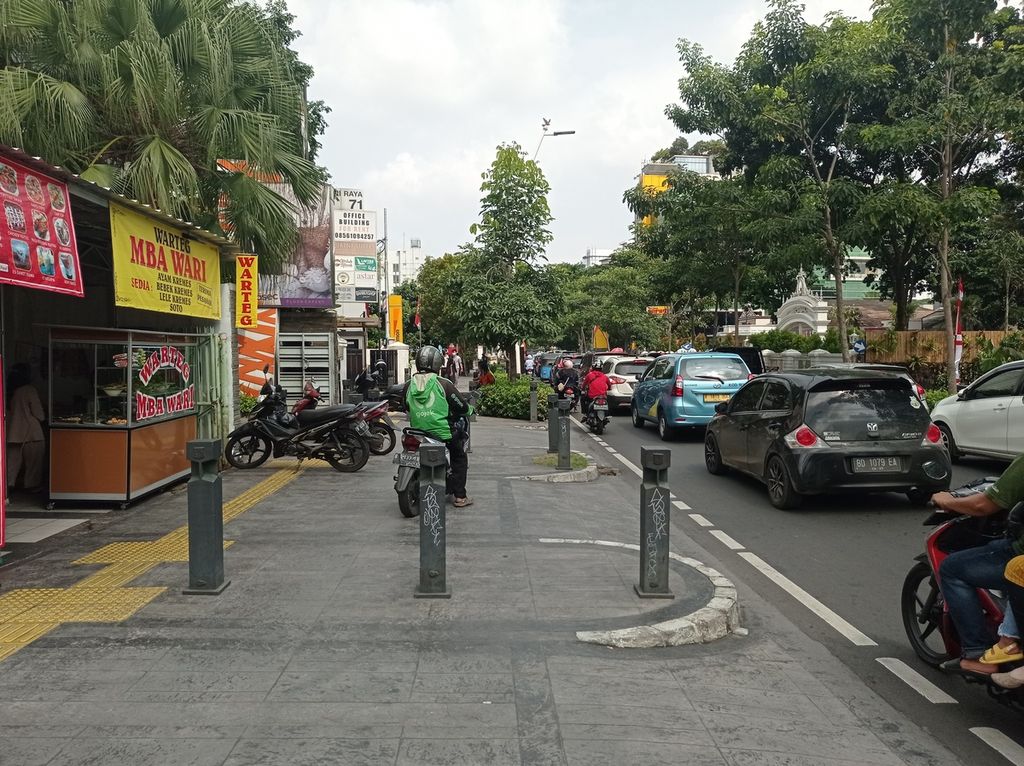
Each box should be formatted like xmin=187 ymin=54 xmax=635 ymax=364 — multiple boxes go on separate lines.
xmin=589 ymin=409 xmax=1023 ymax=766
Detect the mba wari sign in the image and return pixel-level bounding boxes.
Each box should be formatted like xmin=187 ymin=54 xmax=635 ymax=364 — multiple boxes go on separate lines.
xmin=110 ymin=204 xmax=221 ymax=319
xmin=236 ymin=254 xmax=258 ymax=328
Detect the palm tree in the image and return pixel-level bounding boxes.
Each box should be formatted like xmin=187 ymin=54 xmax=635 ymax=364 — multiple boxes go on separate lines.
xmin=0 ymin=0 xmax=325 ymax=272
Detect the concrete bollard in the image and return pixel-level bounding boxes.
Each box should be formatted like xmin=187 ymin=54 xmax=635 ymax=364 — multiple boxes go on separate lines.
xmin=414 ymin=445 xmax=451 ymax=598
xmin=529 ymin=378 xmax=539 ymax=422
xmin=557 ymin=399 xmax=572 ymax=470
xmin=635 ymin=447 xmax=673 ymax=599
xmin=547 ymin=394 xmax=559 ymax=453
xmin=182 ymin=440 xmax=230 ymax=596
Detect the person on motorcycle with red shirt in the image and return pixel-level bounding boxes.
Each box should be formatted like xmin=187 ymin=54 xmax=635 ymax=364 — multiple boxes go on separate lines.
xmin=581 ymin=364 xmax=611 ymax=417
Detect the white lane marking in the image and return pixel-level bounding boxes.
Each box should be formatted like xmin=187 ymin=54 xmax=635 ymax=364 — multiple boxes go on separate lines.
xmin=672 ymin=499 xmax=691 ymax=510
xmin=709 ymin=529 xmax=745 ymax=551
xmin=738 ymin=551 xmax=877 ymax=647
xmin=689 ymin=513 xmax=714 ymax=528
xmin=875 ymin=658 xmax=957 ymax=704
xmin=970 ymin=728 xmax=1024 ymax=765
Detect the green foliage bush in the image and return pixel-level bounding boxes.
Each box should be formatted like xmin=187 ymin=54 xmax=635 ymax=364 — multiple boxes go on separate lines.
xmin=924 ymin=389 xmax=951 ymax=411
xmin=747 ymin=330 xmax=823 ymax=354
xmin=239 ymin=391 xmax=258 ymax=416
xmin=477 ymin=375 xmax=554 ymax=420
xmin=976 ymin=332 xmax=1024 ymax=373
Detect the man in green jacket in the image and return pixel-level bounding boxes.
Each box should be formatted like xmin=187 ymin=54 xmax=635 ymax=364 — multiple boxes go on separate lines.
xmin=403 ymin=346 xmax=473 ymax=507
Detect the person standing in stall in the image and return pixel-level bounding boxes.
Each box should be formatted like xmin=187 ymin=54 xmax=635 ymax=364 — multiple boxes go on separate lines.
xmin=6 ymin=363 xmax=46 ymax=494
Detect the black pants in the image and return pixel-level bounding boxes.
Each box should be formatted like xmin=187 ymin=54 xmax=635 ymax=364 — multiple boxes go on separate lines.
xmin=446 ymin=437 xmax=468 ymax=498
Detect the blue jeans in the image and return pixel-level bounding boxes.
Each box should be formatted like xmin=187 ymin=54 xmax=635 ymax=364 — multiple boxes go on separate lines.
xmin=939 ymin=538 xmax=1019 ymax=657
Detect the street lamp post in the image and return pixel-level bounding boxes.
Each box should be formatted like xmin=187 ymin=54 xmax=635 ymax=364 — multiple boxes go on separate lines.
xmin=533 ymin=118 xmax=576 ymax=161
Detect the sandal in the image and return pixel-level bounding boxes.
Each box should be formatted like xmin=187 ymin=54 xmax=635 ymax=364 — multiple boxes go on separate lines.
xmin=453 ymin=496 xmax=474 ymax=508
xmin=979 ymin=641 xmax=1023 ymax=665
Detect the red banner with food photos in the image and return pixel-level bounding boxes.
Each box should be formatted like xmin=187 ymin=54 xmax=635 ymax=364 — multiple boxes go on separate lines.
xmin=0 ymin=157 xmax=83 ymax=297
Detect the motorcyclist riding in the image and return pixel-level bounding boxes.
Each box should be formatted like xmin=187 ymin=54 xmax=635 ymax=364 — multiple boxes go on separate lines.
xmin=553 ymin=359 xmax=579 ymax=405
xmin=402 ymin=346 xmax=474 ymax=507
xmin=354 ymin=359 xmax=388 ymax=400
xmin=930 ymin=452 xmax=1024 ymax=674
xmin=580 ymin=364 xmax=611 ymax=416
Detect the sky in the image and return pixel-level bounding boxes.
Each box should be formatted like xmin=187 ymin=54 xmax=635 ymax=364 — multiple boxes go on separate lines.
xmin=284 ymin=0 xmax=873 ymax=265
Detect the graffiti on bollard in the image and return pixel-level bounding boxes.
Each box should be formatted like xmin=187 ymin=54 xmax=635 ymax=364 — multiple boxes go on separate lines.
xmin=635 ymin=447 xmax=673 ymax=599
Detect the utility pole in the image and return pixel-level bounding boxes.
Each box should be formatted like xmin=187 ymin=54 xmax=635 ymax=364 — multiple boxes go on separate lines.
xmin=377 ymin=207 xmax=387 ymax=348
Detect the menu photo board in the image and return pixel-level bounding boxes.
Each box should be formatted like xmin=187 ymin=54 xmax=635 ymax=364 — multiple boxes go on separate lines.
xmin=0 ymin=157 xmax=84 ymax=297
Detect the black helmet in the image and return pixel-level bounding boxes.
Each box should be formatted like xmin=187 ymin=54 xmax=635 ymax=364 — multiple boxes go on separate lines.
xmin=415 ymin=345 xmax=443 ymax=373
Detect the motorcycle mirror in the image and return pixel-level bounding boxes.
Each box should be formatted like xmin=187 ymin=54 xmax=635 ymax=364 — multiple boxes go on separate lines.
xmin=263 ymin=364 xmax=270 ymax=374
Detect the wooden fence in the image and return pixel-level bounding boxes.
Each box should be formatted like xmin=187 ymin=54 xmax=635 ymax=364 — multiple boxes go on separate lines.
xmin=864 ymin=330 xmax=1008 ymax=364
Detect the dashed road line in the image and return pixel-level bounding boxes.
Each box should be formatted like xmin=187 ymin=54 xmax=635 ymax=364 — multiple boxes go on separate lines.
xmin=876 ymin=658 xmax=957 ymax=704
xmin=709 ymin=529 xmax=745 ymax=551
xmin=738 ymin=551 xmax=877 ymax=646
xmin=688 ymin=513 xmax=714 ymax=528
xmin=672 ymin=499 xmax=691 ymax=510
xmin=970 ymin=728 xmax=1024 ymax=765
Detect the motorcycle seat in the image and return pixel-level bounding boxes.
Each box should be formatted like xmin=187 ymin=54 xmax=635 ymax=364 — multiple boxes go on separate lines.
xmin=296 ymin=404 xmax=356 ymax=426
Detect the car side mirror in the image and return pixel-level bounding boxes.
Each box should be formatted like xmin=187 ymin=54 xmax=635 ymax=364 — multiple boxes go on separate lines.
xmin=715 ymin=402 xmax=728 ymax=415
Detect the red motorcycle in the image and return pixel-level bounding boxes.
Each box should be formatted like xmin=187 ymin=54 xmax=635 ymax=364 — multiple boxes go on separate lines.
xmin=901 ymin=477 xmax=1023 ymax=708
xmin=291 ymin=377 xmax=322 ymax=415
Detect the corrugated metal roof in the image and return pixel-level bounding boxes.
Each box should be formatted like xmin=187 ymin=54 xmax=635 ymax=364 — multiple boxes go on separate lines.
xmin=0 ymin=144 xmax=237 ymax=251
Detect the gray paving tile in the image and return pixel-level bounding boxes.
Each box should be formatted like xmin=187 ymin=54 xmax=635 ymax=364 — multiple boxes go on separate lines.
xmin=549 ymin=673 xmax=685 ymax=708
xmin=0 ymin=737 xmax=72 ymax=766
xmin=411 ymin=673 xmax=514 ymax=702
xmin=223 ymin=737 xmax=400 ymax=766
xmin=130 ymin=670 xmax=282 ymax=693
xmin=268 ymin=670 xmax=415 ymax=702
xmin=47 ymin=737 xmax=238 ymax=766
xmin=397 ymin=737 xmax=520 ymax=766
xmin=722 ymin=749 xmax=905 ymax=766
xmin=684 ymin=684 xmax=834 ymax=723
xmin=563 ymin=738 xmax=727 ymax=766
xmin=555 ymin=703 xmax=704 ymax=729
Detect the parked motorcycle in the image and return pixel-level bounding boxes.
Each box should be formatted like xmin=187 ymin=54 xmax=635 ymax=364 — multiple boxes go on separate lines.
xmin=583 ymin=395 xmax=610 ymax=435
xmin=291 ymin=375 xmax=322 ymax=415
xmin=225 ymin=366 xmax=370 ymax=473
xmin=361 ymin=399 xmax=397 ymax=455
xmin=393 ymin=427 xmax=452 ymax=518
xmin=901 ymin=477 xmax=1023 ymax=708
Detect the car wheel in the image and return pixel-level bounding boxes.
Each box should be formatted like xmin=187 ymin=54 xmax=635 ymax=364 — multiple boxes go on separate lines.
xmin=906 ymin=488 xmax=933 ymax=507
xmin=765 ymin=455 xmax=802 ymax=510
xmin=936 ymin=423 xmax=961 ymax=463
xmin=631 ymin=404 xmax=645 ymax=429
xmin=657 ymin=410 xmax=674 ymax=442
xmin=704 ymin=433 xmax=727 ymax=475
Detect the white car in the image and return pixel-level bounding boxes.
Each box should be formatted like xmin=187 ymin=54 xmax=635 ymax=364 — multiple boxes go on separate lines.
xmin=599 ymin=355 xmax=654 ymax=411
xmin=930 ymin=360 xmax=1024 ymax=461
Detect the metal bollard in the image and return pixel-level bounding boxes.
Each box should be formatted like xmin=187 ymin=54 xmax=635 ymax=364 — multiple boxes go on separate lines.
xmin=547 ymin=394 xmax=559 ymax=453
xmin=635 ymin=447 xmax=673 ymax=599
xmin=182 ymin=440 xmax=230 ymax=596
xmin=557 ymin=399 xmax=572 ymax=470
xmin=529 ymin=378 xmax=538 ymax=422
xmin=414 ymin=445 xmax=451 ymax=598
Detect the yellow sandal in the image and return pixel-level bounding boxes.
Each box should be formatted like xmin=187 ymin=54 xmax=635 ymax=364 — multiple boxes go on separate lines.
xmin=979 ymin=641 xmax=1023 ymax=664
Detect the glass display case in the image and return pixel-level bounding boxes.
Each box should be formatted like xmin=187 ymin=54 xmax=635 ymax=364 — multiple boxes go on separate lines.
xmin=48 ymin=328 xmax=200 ymax=506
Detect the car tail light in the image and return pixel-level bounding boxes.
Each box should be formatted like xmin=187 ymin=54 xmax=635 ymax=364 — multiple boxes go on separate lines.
xmin=785 ymin=425 xmax=827 ymax=448
xmin=916 ymin=384 xmax=926 ymax=399
xmin=923 ymin=423 xmax=942 ymax=445
xmin=609 ymin=375 xmax=626 ymax=384
xmin=748 ymin=373 xmax=756 ymax=381
xmin=402 ymin=434 xmax=420 ymax=451
xmin=672 ymin=375 xmax=684 ymax=397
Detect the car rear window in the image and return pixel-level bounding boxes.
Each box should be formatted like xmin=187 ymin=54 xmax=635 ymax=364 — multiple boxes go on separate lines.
xmin=805 ymin=379 xmax=929 ymax=441
xmin=679 ymin=357 xmax=749 ymax=381
xmin=614 ymin=361 xmax=650 ymax=377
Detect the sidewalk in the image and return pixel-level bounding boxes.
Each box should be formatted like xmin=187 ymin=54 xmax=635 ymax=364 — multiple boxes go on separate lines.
xmin=0 ymin=417 xmax=962 ymax=766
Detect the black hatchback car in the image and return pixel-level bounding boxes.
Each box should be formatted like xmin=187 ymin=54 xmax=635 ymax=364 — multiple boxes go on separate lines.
xmin=704 ymin=369 xmax=951 ymax=509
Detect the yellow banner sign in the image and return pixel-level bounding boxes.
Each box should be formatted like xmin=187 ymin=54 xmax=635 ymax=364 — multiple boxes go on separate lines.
xmin=646 ymin=305 xmax=669 ymax=316
xmin=388 ymin=294 xmax=404 ymax=343
xmin=110 ymin=204 xmax=221 ymax=319
xmin=235 ymin=254 xmax=258 ymax=328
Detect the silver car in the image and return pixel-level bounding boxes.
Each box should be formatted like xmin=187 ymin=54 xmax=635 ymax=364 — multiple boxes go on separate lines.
xmin=600 ymin=355 xmax=654 ymax=410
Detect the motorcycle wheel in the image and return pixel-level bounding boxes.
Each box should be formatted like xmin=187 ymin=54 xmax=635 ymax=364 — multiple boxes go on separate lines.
xmin=901 ymin=561 xmax=953 ymax=667
xmin=592 ymin=421 xmax=604 ymax=435
xmin=398 ymin=475 xmax=421 ymax=518
xmin=325 ymin=432 xmax=370 ymax=473
xmin=368 ymin=422 xmax=396 ymax=455
xmin=225 ymin=433 xmax=272 ymax=469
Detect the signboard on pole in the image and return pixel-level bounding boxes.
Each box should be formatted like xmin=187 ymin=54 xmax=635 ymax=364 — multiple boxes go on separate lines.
xmin=0 ymin=157 xmax=84 ymax=297
xmin=333 ymin=199 xmax=378 ymax=305
xmin=110 ymin=203 xmax=221 ymax=319
xmin=235 ymin=254 xmax=258 ymax=328
xmin=388 ymin=294 xmax=404 ymax=343
xmin=646 ymin=306 xmax=669 ymax=316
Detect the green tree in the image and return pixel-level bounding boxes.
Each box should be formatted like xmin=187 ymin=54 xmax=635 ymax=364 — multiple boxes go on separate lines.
xmin=0 ymin=0 xmax=325 ymax=273
xmin=670 ymin=1 xmax=895 ymax=359
xmin=651 ymin=136 xmax=690 ymax=162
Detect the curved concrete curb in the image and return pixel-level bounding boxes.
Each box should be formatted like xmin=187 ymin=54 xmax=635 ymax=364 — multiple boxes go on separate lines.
xmin=538 ymin=538 xmax=741 ymax=648
xmin=506 ymin=453 xmax=598 ymax=483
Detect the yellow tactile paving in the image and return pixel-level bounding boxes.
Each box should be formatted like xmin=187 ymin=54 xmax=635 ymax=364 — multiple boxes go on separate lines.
xmin=0 ymin=467 xmax=301 ymax=663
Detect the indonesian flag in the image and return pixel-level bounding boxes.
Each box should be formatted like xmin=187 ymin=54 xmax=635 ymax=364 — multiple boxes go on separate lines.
xmin=954 ymin=278 xmax=964 ymax=384
xmin=414 ymin=297 xmax=422 ymax=329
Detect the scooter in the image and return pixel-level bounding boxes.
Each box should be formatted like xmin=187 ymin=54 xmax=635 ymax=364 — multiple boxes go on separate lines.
xmin=901 ymin=477 xmax=1024 ymax=709
xmin=583 ymin=395 xmax=610 ymax=435
xmin=291 ymin=376 xmax=322 ymax=415
xmin=361 ymin=399 xmax=397 ymax=455
xmin=393 ymin=427 xmax=452 ymax=518
xmin=225 ymin=366 xmax=371 ymax=473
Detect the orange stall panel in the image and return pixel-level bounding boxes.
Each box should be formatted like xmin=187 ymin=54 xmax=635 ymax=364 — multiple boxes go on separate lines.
xmin=50 ymin=428 xmax=129 ymax=500
xmin=129 ymin=416 xmax=196 ymax=498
